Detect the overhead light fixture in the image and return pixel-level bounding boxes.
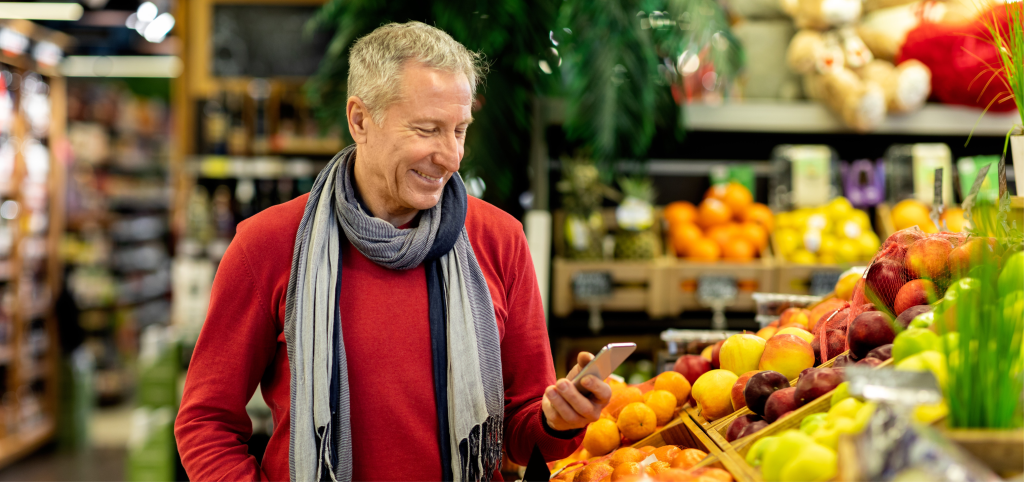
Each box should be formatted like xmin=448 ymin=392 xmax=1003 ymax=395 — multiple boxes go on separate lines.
xmin=143 ymin=12 xmax=174 ymax=43
xmin=125 ymin=2 xmax=174 ymax=43
xmin=0 ymin=3 xmax=84 ymax=21
xmin=60 ymin=56 xmax=183 ymax=78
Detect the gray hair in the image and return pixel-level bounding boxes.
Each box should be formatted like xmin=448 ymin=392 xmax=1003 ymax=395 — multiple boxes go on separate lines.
xmin=348 ymin=21 xmax=486 ymax=125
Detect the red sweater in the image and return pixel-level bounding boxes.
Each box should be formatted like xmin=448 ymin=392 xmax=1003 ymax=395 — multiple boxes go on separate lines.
xmin=174 ymin=194 xmax=583 ymax=481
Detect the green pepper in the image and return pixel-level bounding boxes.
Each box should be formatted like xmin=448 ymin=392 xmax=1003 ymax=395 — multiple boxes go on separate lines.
xmin=892 ymin=327 xmax=940 ymax=363
xmin=800 ymin=412 xmax=829 ymax=435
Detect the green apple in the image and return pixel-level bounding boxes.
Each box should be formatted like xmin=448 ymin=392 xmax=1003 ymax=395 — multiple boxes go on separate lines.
xmin=895 ymin=350 xmax=948 ymax=390
xmin=762 ymin=430 xmax=814 ymax=482
xmin=849 ymin=401 xmax=878 ymax=433
xmin=800 ymin=413 xmax=829 ymax=435
xmin=828 ymin=397 xmax=863 ymax=422
xmin=892 ymin=328 xmax=939 ymax=363
xmin=830 ymin=382 xmax=851 ymax=407
xmin=746 ymin=435 xmax=779 ymax=467
xmin=779 ymin=442 xmax=837 ymax=482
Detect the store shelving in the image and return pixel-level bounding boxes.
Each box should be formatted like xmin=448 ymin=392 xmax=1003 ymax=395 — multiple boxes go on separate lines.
xmin=0 ymin=18 xmax=69 ymax=469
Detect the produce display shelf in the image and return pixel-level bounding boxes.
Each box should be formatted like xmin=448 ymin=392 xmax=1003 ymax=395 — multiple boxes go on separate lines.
xmin=0 ymin=418 xmax=55 ymax=470
xmin=630 ymin=409 xmax=758 ymax=482
xmin=682 ymin=101 xmax=1019 ymax=136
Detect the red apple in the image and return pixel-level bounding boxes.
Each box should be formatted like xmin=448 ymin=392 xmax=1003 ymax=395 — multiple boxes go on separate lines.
xmin=865 ymin=258 xmax=907 ymax=311
xmin=673 ymin=355 xmax=712 ymax=386
xmin=895 ymin=305 xmax=932 ymax=329
xmin=893 ymin=279 xmax=938 ymax=316
xmin=857 ymin=357 xmax=884 ymax=368
xmin=848 ymin=311 xmax=897 ymax=359
xmin=725 ymin=414 xmax=762 ymax=442
xmin=905 ymin=237 xmax=954 ymax=281
xmin=764 ymin=387 xmax=800 ymax=423
xmin=735 ymin=420 xmax=769 ymax=440
xmin=778 ymin=308 xmax=811 ymax=329
xmin=731 ymin=370 xmax=760 ymax=411
xmin=758 ymin=334 xmax=815 ymax=380
xmin=865 ymin=344 xmax=892 ymax=361
xmin=743 ymin=371 xmax=789 ymax=417
xmin=794 ymin=367 xmax=843 ymax=405
xmin=812 ymin=329 xmax=847 ymax=365
xmin=710 ymin=340 xmax=725 ymax=369
xmin=948 ymin=237 xmax=998 ymax=279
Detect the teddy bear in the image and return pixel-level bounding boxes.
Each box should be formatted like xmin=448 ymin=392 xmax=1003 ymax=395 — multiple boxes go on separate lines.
xmin=781 ymin=0 xmax=932 ymax=131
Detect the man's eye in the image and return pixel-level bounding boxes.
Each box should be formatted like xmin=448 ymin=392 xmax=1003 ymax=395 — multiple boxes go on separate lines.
xmin=417 ymin=128 xmax=435 ymax=135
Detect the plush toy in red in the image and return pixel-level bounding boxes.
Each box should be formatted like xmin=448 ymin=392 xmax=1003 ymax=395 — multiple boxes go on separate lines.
xmin=898 ymin=6 xmax=1018 ymax=112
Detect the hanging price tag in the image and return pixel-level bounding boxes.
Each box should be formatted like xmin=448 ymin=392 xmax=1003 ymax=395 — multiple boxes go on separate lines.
xmin=572 ymin=272 xmax=612 ymax=300
xmin=930 ymin=167 xmax=944 ymax=231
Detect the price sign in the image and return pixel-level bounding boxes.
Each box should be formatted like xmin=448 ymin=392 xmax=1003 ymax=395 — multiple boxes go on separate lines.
xmin=845 ymin=366 xmax=942 ymax=405
xmin=697 ymin=276 xmax=738 ymax=303
xmin=572 ymin=272 xmax=612 ymax=300
xmin=810 ymin=270 xmax=842 ymax=297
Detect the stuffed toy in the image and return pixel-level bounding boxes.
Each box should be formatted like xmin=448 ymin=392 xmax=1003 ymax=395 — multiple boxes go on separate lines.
xmin=783 ymin=0 xmax=932 ymax=131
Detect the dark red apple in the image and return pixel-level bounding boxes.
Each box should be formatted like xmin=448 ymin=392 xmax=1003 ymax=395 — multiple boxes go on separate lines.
xmin=894 ymin=279 xmax=938 ymax=316
xmin=857 ymin=357 xmax=884 ymax=368
xmin=813 ymin=329 xmax=848 ymax=365
xmin=865 ymin=258 xmax=907 ymax=311
xmin=848 ymin=310 xmax=897 ymax=359
xmin=895 ymin=305 xmax=932 ymax=329
xmin=735 ymin=420 xmax=769 ymax=440
xmin=859 ymin=303 xmax=878 ymax=313
xmin=865 ymin=344 xmax=892 ymax=361
xmin=725 ymin=414 xmax=762 ymax=442
xmin=673 ymin=355 xmax=712 ymax=385
xmin=743 ymin=371 xmax=789 ymax=417
xmin=794 ymin=367 xmax=843 ymax=405
xmin=764 ymin=387 xmax=800 ymax=423
xmin=832 ymin=354 xmax=853 ymax=368
xmin=711 ymin=340 xmax=725 ymax=369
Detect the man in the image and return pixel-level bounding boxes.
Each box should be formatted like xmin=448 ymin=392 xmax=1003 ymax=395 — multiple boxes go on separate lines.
xmin=175 ymin=21 xmax=611 ymax=481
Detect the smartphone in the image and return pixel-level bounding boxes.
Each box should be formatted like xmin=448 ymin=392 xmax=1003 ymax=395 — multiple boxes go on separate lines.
xmin=572 ymin=343 xmax=637 ymax=396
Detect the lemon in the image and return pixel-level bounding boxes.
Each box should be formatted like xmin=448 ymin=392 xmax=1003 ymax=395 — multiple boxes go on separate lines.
xmin=836 ymin=219 xmax=862 ymax=240
xmin=776 ymin=228 xmax=801 ymax=256
xmin=850 ymin=209 xmax=871 ymax=230
xmin=776 ymin=212 xmax=794 ymax=230
xmin=791 ymin=210 xmax=811 ymax=230
xmin=807 ymin=212 xmax=829 ymax=232
xmin=791 ymin=249 xmax=818 ymax=265
xmin=855 ymin=231 xmax=881 ymax=258
xmin=819 ymin=234 xmax=838 ymax=255
xmin=834 ymin=239 xmax=861 ymax=264
xmin=819 ymin=252 xmax=837 ymax=264
xmin=826 ymin=197 xmax=854 ymax=220
xmin=803 ymin=229 xmax=823 ymax=253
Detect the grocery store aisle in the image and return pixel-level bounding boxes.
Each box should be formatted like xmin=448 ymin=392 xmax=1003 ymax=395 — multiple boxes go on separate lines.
xmin=0 ymin=405 xmax=131 ymax=481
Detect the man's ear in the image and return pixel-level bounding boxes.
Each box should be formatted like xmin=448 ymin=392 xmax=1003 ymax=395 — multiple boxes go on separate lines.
xmin=346 ymin=96 xmax=372 ymax=144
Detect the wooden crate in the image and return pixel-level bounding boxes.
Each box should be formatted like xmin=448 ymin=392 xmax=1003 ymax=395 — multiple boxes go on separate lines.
xmin=942 ymin=429 xmax=1024 ymax=477
xmin=708 ymin=357 xmax=894 ymax=461
xmin=631 ymin=410 xmax=759 ymax=482
xmin=551 ymin=209 xmax=673 ymax=318
xmin=769 ymin=234 xmax=851 ymax=296
xmin=663 ymin=254 xmax=776 ymax=315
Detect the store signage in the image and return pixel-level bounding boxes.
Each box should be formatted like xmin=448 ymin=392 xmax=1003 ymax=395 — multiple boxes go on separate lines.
xmin=572 ymin=272 xmax=612 ymax=300
xmin=810 ymin=270 xmax=841 ymax=297
xmin=697 ymin=276 xmax=737 ymax=303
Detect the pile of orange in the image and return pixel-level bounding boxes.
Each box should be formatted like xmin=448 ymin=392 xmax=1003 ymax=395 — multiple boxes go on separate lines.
xmin=664 ymin=182 xmax=774 ymax=262
xmin=553 ymin=444 xmax=735 ymax=482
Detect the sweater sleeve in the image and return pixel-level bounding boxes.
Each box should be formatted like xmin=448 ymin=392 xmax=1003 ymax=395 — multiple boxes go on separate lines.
xmin=501 ymin=230 xmax=584 ymax=465
xmin=174 ymin=239 xmax=279 ymax=482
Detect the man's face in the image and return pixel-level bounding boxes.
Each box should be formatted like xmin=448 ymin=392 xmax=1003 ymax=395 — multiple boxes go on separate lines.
xmin=359 ymin=62 xmax=473 ymax=213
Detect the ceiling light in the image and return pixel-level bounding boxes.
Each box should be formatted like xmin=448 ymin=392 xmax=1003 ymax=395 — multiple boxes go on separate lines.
xmin=0 ymin=3 xmax=83 ymax=21
xmin=143 ymin=12 xmax=174 ymax=43
xmin=136 ymin=2 xmax=158 ymax=23
xmin=60 ymin=56 xmax=183 ymax=78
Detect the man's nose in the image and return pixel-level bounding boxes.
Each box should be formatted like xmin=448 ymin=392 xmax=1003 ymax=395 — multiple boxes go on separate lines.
xmin=435 ymin=132 xmax=461 ymax=172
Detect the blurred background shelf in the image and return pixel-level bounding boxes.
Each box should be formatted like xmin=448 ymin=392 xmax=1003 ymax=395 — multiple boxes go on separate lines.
xmin=0 ymin=419 xmax=56 ymax=471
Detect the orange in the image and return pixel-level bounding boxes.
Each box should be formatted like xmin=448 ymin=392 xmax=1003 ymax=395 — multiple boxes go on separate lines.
xmin=721 ymin=238 xmax=755 ymax=262
xmin=611 ymin=462 xmax=642 ymax=482
xmin=692 ymin=467 xmax=733 ymax=482
xmin=687 ymin=238 xmax=721 ymax=262
xmin=643 ymin=390 xmax=678 ymax=425
xmin=670 ymin=222 xmax=704 ymax=257
xmin=645 ymin=461 xmax=672 ymax=477
xmin=670 ymin=448 xmax=708 ymax=470
xmin=664 ymin=201 xmax=698 ymax=227
xmin=706 ymin=182 xmax=753 ymax=216
xmin=616 ymin=402 xmax=657 ymax=442
xmin=582 ymin=419 xmax=621 ymax=456
xmin=892 ymin=199 xmax=935 ymax=232
xmin=653 ymin=445 xmax=682 ymax=463
xmin=638 ymin=446 xmax=657 ymax=455
xmin=737 ymin=222 xmax=768 ymax=253
xmin=656 ymin=469 xmax=699 ymax=482
xmin=609 ymin=447 xmax=647 ymax=468
xmin=705 ymin=223 xmax=739 ymax=251
xmin=654 ymin=371 xmax=691 ymax=407
xmin=740 ymin=203 xmax=775 ymax=233
xmin=605 ymin=386 xmax=643 ymax=419
xmin=697 ymin=198 xmax=732 ymax=229
xmin=574 ymin=462 xmax=614 ymax=482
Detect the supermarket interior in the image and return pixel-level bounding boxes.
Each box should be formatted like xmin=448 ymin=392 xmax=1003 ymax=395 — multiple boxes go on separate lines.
xmin=0 ymin=0 xmax=1023 ymax=481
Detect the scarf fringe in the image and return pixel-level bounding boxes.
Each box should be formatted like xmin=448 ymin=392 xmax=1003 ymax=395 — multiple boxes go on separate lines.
xmin=458 ymin=415 xmax=505 ymax=481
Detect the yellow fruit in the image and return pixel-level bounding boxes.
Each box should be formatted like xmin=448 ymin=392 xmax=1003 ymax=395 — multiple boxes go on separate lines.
xmin=855 ymin=231 xmax=881 ymax=258
xmin=583 ymin=418 xmax=621 ymax=456
xmin=790 ymin=249 xmax=818 ymax=265
xmin=700 ymin=345 xmax=714 ymax=362
xmin=834 ymin=239 xmax=861 ymax=263
xmin=776 ymin=212 xmax=794 ymax=230
xmin=643 ymin=390 xmax=678 ymax=425
xmin=819 ymin=234 xmax=838 ymax=255
xmin=850 ymin=209 xmax=871 ymax=230
xmin=775 ymin=228 xmax=802 ymax=256
xmin=818 ymin=252 xmax=837 ymax=264
xmin=691 ymin=369 xmax=740 ymax=421
xmin=834 ymin=272 xmax=860 ymax=300
xmin=941 ymin=207 xmax=965 ymax=232
xmin=892 ymin=199 xmax=936 ymax=233
xmin=617 ymin=402 xmax=657 ymax=441
xmin=826 ymin=197 xmax=854 ymax=220
xmin=653 ymin=371 xmax=691 ymax=407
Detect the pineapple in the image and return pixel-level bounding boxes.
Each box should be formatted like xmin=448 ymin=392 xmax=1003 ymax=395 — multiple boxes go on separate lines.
xmin=558 ymin=155 xmax=607 ymax=260
xmin=614 ymin=177 xmax=657 ymax=260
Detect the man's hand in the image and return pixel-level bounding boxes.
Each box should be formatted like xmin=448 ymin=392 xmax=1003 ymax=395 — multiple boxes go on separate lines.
xmin=542 ymin=352 xmax=612 ymax=432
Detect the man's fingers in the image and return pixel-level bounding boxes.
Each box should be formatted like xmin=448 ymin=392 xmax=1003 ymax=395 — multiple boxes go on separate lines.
xmin=582 ymin=375 xmax=613 ymax=406
xmin=545 ymin=385 xmax=586 ymax=426
xmin=554 ymin=379 xmax=602 ymax=422
xmin=566 ymin=351 xmax=595 ymax=380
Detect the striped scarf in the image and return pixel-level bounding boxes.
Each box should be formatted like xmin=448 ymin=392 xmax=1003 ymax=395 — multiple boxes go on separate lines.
xmin=284 ymin=145 xmax=504 ymax=481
